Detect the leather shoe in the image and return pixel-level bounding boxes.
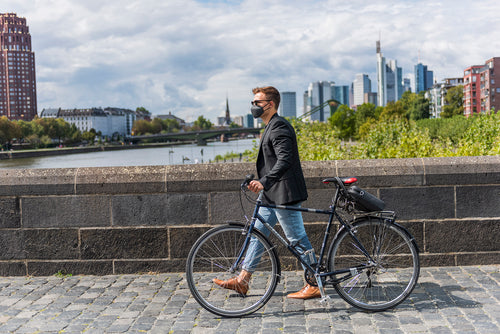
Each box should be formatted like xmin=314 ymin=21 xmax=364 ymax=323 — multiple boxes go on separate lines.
xmin=286 ymin=284 xmax=321 ymax=299
xmin=213 ymin=276 xmax=249 ymax=295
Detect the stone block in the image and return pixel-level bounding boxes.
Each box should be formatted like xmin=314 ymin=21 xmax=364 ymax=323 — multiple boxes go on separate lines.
xmin=80 ymin=228 xmax=168 ymax=260
xmin=0 ymin=261 xmax=26 ymax=276
xmin=0 ymin=197 xmax=20 ymax=228
xmin=209 ymin=192 xmax=253 ymax=224
xmin=423 ymin=156 xmax=500 ymax=185
xmin=24 ymin=229 xmax=79 ymax=259
xmin=22 ymin=195 xmax=111 ymax=228
xmin=335 ymin=158 xmax=425 ymax=188
xmin=380 ymin=187 xmax=455 ymax=220
xmin=397 ymin=221 xmax=424 ymax=252
xmin=457 ymin=253 xmax=500 ymax=266
xmin=419 ymin=254 xmax=456 ymax=267
xmin=113 ymin=193 xmax=209 ymax=226
xmin=27 ymin=260 xmax=113 ymax=276
xmin=301 ymin=189 xmax=336 ymax=222
xmin=75 ymin=166 xmax=167 ymax=194
xmin=164 ymin=193 xmax=208 ymax=225
xmin=165 ymin=163 xmax=255 ymax=192
xmin=112 ymin=194 xmax=169 ymax=226
xmin=456 ymin=185 xmax=500 ymax=218
xmin=0 ymin=168 xmax=75 ymax=196
xmin=0 ymin=230 xmax=24 ymax=260
xmin=425 ymin=220 xmax=500 ymax=253
xmin=169 ymin=226 xmax=211 ymax=259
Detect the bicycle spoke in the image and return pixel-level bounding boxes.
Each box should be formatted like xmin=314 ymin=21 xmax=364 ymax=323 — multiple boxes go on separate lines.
xmin=186 ymin=225 xmax=279 ymax=317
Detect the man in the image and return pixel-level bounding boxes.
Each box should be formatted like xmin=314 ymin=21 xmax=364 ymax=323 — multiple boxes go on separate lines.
xmin=213 ymin=86 xmax=320 ymax=300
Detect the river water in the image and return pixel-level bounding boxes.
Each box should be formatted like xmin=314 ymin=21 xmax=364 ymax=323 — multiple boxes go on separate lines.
xmin=0 ymin=138 xmax=258 ymax=169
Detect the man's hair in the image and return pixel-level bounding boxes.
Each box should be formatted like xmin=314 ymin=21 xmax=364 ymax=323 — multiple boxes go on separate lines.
xmin=252 ymin=86 xmax=280 ymax=110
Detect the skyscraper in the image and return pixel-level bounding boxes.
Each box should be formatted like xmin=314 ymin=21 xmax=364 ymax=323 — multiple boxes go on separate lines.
xmin=304 ymin=81 xmax=335 ymax=121
xmin=352 ymin=74 xmax=371 ymax=107
xmin=0 ymin=13 xmax=37 ymax=120
xmin=279 ymin=91 xmax=296 ymax=118
xmin=376 ymin=40 xmax=402 ymax=106
xmin=414 ymin=63 xmax=434 ymax=93
xmin=333 ymin=85 xmax=349 ymax=107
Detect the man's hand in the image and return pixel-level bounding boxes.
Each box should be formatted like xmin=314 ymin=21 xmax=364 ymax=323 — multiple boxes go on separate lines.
xmin=248 ymin=180 xmax=264 ymax=193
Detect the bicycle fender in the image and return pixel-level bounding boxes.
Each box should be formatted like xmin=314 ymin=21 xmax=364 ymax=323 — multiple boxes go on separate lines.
xmin=351 ymin=216 xmax=420 ymax=254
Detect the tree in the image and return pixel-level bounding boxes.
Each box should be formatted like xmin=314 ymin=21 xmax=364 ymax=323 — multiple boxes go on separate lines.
xmin=82 ymin=128 xmax=97 ymax=143
xmin=0 ymin=116 xmax=21 ymax=146
xmin=440 ymin=85 xmax=463 ymax=118
xmin=192 ymin=116 xmax=213 ymax=131
xmin=380 ymin=101 xmax=406 ymax=120
xmin=16 ymin=120 xmax=34 ymax=140
xmin=354 ymin=103 xmax=378 ymax=137
xmin=150 ymin=118 xmax=163 ymax=134
xmin=132 ymin=119 xmax=153 ymax=135
xmin=408 ymin=92 xmax=430 ymax=120
xmin=328 ymin=105 xmax=356 ymax=139
xmin=162 ymin=118 xmax=180 ymax=133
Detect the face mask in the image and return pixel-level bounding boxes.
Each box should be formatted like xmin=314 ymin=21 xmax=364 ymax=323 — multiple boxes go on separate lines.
xmin=251 ymin=105 xmax=264 ymax=119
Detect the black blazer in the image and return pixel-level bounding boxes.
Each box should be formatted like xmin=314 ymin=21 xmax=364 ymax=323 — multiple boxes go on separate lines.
xmin=257 ymin=113 xmax=308 ymax=205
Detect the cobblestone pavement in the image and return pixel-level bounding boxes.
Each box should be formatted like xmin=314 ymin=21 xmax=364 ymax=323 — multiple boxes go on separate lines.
xmin=0 ymin=265 xmax=499 ymax=333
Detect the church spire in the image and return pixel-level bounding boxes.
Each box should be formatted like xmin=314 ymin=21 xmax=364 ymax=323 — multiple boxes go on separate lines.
xmin=224 ymin=95 xmax=231 ymax=126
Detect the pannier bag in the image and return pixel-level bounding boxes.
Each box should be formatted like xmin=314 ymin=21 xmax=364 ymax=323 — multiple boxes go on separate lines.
xmin=347 ymin=186 xmax=385 ymax=212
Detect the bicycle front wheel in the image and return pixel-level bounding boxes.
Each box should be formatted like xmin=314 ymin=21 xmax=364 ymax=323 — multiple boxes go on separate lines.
xmin=327 ymin=217 xmax=420 ymax=311
xmin=186 ymin=224 xmax=280 ymax=317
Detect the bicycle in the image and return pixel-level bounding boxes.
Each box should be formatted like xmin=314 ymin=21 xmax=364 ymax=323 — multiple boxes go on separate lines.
xmin=186 ymin=175 xmax=420 ymax=317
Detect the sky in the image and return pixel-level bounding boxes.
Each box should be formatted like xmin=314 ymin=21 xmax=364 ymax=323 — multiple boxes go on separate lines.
xmin=4 ymin=0 xmax=500 ymax=122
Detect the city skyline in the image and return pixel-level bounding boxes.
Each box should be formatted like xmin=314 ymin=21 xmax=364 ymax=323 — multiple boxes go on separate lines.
xmin=3 ymin=0 xmax=500 ymax=123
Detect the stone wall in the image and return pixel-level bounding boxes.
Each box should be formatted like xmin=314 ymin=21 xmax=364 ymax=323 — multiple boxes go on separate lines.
xmin=0 ymin=156 xmax=499 ymax=276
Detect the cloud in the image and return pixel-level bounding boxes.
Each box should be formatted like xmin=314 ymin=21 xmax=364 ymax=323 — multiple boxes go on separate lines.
xmin=3 ymin=0 xmax=500 ymax=122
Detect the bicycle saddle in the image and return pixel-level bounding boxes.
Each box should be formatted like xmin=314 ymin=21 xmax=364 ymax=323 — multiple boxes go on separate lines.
xmin=322 ymin=177 xmax=358 ymax=185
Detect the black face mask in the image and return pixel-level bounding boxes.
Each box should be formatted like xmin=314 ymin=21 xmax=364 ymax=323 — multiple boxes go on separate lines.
xmin=251 ymin=105 xmax=264 ymax=119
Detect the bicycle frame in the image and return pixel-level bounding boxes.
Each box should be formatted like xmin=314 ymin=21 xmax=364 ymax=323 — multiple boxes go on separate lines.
xmin=236 ymin=185 xmax=383 ymax=298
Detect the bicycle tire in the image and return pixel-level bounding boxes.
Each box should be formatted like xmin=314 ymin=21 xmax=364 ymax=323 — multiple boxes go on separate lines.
xmin=186 ymin=223 xmax=280 ymax=317
xmin=327 ymin=217 xmax=420 ymax=311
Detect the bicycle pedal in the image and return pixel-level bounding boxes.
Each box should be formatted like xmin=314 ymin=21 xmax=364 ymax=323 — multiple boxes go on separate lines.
xmin=319 ymin=295 xmax=332 ymax=305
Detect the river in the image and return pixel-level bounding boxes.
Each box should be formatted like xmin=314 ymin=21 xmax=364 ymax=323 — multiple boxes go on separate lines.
xmin=0 ymin=138 xmax=258 ymax=169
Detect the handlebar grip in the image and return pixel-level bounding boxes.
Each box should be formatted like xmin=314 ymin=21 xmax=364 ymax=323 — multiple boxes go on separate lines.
xmin=241 ymin=174 xmax=254 ymax=188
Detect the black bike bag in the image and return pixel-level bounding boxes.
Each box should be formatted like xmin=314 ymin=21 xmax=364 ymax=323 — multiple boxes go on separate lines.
xmin=347 ymin=186 xmax=385 ymax=212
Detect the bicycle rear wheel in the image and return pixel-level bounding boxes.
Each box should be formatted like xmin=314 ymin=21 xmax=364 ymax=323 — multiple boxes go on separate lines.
xmin=186 ymin=223 xmax=280 ymax=317
xmin=327 ymin=217 xmax=419 ymax=311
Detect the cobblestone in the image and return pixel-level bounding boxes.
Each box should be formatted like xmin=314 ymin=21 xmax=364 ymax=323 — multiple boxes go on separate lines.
xmin=0 ymin=265 xmax=498 ymax=333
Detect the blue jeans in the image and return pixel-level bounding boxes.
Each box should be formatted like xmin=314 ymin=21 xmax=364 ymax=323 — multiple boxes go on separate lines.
xmin=242 ymin=204 xmax=313 ymax=273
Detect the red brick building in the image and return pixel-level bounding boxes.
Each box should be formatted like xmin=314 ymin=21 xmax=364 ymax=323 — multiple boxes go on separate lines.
xmin=463 ymin=65 xmax=483 ymax=116
xmin=481 ymin=57 xmax=500 ymax=113
xmin=463 ymin=57 xmax=500 ymax=116
xmin=0 ymin=13 xmax=37 ymax=120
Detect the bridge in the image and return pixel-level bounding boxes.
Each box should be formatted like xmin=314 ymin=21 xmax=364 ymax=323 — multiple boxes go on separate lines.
xmin=126 ymin=127 xmax=262 ymax=146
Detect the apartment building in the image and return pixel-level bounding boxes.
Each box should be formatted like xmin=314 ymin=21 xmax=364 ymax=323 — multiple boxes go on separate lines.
xmin=0 ymin=13 xmax=37 ymax=120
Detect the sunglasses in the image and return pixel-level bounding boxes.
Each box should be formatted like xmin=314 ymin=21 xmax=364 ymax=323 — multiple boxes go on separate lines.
xmin=251 ymin=100 xmax=271 ymax=106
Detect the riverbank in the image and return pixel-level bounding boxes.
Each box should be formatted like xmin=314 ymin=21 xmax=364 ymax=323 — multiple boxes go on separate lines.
xmin=0 ymin=142 xmax=194 ymax=160
xmin=0 ymin=138 xmax=257 ymax=169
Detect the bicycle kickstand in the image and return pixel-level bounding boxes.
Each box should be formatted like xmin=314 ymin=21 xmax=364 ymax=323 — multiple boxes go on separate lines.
xmin=315 ymin=274 xmax=332 ymax=306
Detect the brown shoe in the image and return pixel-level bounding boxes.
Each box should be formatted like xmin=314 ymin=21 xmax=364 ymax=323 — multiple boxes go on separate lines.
xmin=286 ymin=284 xmax=321 ymax=299
xmin=213 ymin=270 xmax=251 ymax=295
